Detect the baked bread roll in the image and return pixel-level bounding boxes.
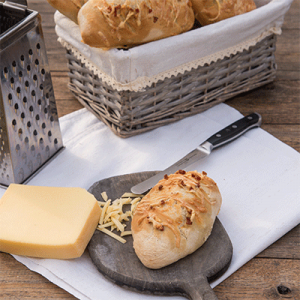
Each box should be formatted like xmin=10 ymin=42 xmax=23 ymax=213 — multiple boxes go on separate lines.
xmin=47 ymin=0 xmax=88 ymax=23
xmin=191 ymin=0 xmax=256 ymax=26
xmin=131 ymin=170 xmax=222 ymax=269
xmin=77 ymin=0 xmax=195 ymax=49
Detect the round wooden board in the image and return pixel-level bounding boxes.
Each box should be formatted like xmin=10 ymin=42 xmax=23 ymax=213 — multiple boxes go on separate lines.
xmin=88 ymin=172 xmax=233 ymax=300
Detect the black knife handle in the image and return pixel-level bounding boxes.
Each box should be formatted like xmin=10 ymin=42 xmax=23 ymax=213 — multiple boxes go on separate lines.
xmin=206 ymin=113 xmax=262 ymax=149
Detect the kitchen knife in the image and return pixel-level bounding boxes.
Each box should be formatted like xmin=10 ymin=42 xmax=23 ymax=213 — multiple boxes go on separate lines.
xmin=131 ymin=112 xmax=262 ymax=195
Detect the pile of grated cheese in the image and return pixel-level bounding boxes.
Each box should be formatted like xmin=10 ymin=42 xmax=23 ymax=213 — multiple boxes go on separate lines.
xmin=96 ymin=191 xmax=143 ymax=243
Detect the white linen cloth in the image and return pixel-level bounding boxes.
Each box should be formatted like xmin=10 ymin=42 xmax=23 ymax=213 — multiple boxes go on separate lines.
xmin=54 ymin=0 xmax=293 ymax=91
xmin=1 ymin=103 xmax=299 ymax=299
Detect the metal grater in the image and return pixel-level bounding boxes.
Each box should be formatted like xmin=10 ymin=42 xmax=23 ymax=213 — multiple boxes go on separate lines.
xmin=0 ymin=0 xmax=63 ymax=188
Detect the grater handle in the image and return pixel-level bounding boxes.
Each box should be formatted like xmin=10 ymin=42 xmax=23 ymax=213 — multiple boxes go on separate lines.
xmin=4 ymin=0 xmax=28 ymax=10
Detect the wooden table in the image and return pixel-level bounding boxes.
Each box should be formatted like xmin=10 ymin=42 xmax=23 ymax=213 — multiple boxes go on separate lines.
xmin=1 ymin=0 xmax=299 ymax=299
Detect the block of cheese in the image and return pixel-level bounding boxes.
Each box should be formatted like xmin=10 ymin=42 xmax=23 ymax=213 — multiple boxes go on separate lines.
xmin=0 ymin=184 xmax=101 ymax=259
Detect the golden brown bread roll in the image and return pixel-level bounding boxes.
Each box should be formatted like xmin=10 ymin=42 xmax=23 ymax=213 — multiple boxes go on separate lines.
xmin=47 ymin=0 xmax=88 ymax=23
xmin=77 ymin=0 xmax=195 ymax=49
xmin=191 ymin=0 xmax=256 ymax=26
xmin=131 ymin=170 xmax=222 ymax=269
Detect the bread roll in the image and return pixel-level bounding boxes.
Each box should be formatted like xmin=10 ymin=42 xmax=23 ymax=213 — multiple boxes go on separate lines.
xmin=77 ymin=0 xmax=195 ymax=49
xmin=131 ymin=170 xmax=222 ymax=269
xmin=47 ymin=0 xmax=88 ymax=23
xmin=191 ymin=0 xmax=256 ymax=26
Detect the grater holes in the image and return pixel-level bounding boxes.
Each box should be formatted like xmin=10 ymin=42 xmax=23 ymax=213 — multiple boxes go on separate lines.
xmin=20 ymin=55 xmax=25 ymax=68
xmin=10 ymin=77 xmax=14 ymax=89
xmin=28 ymin=49 xmax=33 ymax=61
xmin=48 ymin=130 xmax=52 ymax=142
xmin=33 ymin=130 xmax=38 ymax=141
xmin=33 ymin=74 xmax=38 ymax=87
xmin=35 ymin=59 xmax=39 ymax=66
xmin=39 ymin=84 xmax=43 ymax=91
xmin=21 ymin=112 xmax=25 ymax=120
xmin=41 ymin=68 xmax=45 ymax=75
xmin=25 ymin=80 xmax=29 ymax=87
xmin=27 ymin=65 xmax=31 ymax=74
xmin=8 ymin=93 xmax=13 ymax=105
xmin=27 ymin=121 xmax=31 ymax=128
xmin=12 ymin=119 xmax=17 ymax=131
xmin=36 ymin=43 xmax=41 ymax=50
xmin=41 ymin=122 xmax=46 ymax=133
xmin=14 ymin=103 xmax=20 ymax=116
xmin=4 ymin=67 xmax=8 ymax=76
xmin=18 ymin=128 xmax=23 ymax=140
xmin=16 ymin=144 xmax=20 ymax=152
xmin=31 ymin=90 xmax=36 ymax=101
xmin=12 ymin=61 xmax=17 ymax=74
xmin=23 ymin=96 xmax=28 ymax=108
xmin=29 ymin=105 xmax=34 ymax=117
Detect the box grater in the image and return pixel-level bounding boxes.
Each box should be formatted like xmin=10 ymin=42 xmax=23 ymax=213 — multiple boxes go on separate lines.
xmin=0 ymin=0 xmax=63 ymax=187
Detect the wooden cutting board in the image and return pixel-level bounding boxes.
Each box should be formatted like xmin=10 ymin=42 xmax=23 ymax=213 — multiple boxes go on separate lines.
xmin=88 ymin=172 xmax=233 ymax=300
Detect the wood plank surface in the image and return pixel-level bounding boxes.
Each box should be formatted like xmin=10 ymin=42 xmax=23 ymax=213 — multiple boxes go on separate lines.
xmin=0 ymin=0 xmax=299 ymax=299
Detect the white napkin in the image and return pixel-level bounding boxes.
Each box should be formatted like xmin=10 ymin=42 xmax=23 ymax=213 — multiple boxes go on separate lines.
xmin=1 ymin=103 xmax=299 ymax=299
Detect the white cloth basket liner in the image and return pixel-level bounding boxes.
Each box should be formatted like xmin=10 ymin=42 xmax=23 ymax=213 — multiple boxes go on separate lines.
xmin=54 ymin=0 xmax=293 ymax=92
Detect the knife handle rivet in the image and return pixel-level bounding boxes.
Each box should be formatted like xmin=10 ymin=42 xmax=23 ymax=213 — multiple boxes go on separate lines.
xmin=232 ymin=125 xmax=237 ymax=129
xmin=247 ymin=116 xmax=253 ymax=120
xmin=216 ymin=134 xmax=221 ymax=137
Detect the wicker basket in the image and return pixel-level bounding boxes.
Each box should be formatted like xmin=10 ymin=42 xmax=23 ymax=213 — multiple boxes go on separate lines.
xmin=65 ymin=34 xmax=276 ymax=138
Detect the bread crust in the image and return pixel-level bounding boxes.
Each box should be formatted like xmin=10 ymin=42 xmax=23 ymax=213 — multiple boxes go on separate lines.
xmin=47 ymin=0 xmax=88 ymax=23
xmin=191 ymin=0 xmax=256 ymax=25
xmin=131 ymin=170 xmax=222 ymax=269
xmin=77 ymin=0 xmax=195 ymax=49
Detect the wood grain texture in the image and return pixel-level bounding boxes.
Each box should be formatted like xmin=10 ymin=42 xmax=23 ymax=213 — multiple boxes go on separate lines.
xmin=0 ymin=0 xmax=299 ymax=299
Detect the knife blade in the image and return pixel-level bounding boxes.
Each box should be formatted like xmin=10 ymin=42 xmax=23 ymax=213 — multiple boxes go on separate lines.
xmin=131 ymin=112 xmax=262 ymax=195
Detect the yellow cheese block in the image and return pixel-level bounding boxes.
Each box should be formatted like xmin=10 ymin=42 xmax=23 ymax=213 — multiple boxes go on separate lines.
xmin=0 ymin=184 xmax=101 ymax=259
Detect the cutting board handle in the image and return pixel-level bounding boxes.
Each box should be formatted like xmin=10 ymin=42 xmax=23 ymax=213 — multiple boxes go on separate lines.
xmin=180 ymin=276 xmax=218 ymax=300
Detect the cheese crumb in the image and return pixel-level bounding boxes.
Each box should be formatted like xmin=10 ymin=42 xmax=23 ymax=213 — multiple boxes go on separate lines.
xmin=101 ymin=191 xmax=108 ymax=201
